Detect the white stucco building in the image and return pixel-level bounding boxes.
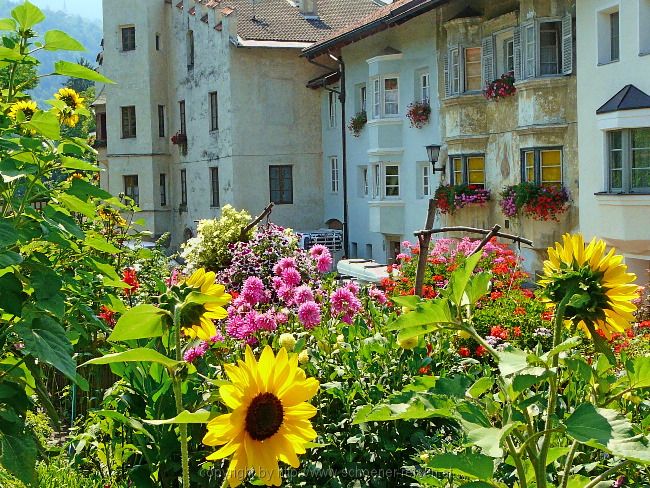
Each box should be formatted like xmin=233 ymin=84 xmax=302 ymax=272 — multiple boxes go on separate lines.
xmin=98 ymin=0 xmax=379 ymax=245
xmin=576 ymin=0 xmax=650 ymax=279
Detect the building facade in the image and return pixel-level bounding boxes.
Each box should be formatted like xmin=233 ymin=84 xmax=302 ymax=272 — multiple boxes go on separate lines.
xmin=576 ymin=0 xmax=650 ymax=279
xmin=306 ymin=0 xmax=579 ymax=272
xmin=99 ymin=0 xmax=379 ymax=245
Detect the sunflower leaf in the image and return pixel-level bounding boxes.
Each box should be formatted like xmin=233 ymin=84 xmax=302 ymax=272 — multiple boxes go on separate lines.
xmin=81 ymin=348 xmax=179 ymax=369
xmin=108 ymin=304 xmax=171 ymax=341
xmin=144 ymin=409 xmax=212 ymax=425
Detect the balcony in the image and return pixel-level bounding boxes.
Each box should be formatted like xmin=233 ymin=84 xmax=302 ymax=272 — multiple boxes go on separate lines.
xmin=368 ymin=200 xmax=404 ymax=235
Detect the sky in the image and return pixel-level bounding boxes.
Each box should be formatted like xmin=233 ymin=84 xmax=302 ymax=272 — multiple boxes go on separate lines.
xmin=31 ymin=0 xmax=102 ymax=22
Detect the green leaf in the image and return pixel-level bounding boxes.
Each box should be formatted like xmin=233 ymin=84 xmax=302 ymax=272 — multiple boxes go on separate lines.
xmin=84 ymin=236 xmax=121 ymax=254
xmin=68 ymin=178 xmax=112 ymax=200
xmin=541 ymin=336 xmax=581 ymax=363
xmin=60 ymin=156 xmax=100 ymax=171
xmin=448 ymin=252 xmax=482 ymax=306
xmin=386 ymin=299 xmax=454 ymax=332
xmin=88 ymin=258 xmax=120 ymax=280
xmin=565 ymin=403 xmax=650 ymax=464
xmin=81 ymin=348 xmax=180 ymax=369
xmin=54 ymin=60 xmax=115 ymax=84
xmin=24 ymin=110 xmax=60 ymax=140
xmin=0 ymin=18 xmax=17 ymax=31
xmin=0 ymin=272 xmax=25 ymax=315
xmin=15 ymin=315 xmax=76 ymax=380
xmin=466 ymin=377 xmax=493 ymax=399
xmin=462 ymin=422 xmax=518 ymax=458
xmin=0 ymin=423 xmax=36 ymax=485
xmin=625 ymin=356 xmax=650 ymax=390
xmin=0 ymin=221 xmax=18 ymax=248
xmin=43 ymin=30 xmax=85 ymax=51
xmin=565 ymin=475 xmax=591 ymax=488
xmin=144 ymin=409 xmax=211 ymax=425
xmin=31 ymin=268 xmax=65 ymax=318
xmin=11 ymin=0 xmax=44 ymax=29
xmin=497 ymin=348 xmax=529 ymax=377
xmin=352 ymin=393 xmax=455 ymax=424
xmin=390 ymin=295 xmax=422 ymax=309
xmin=109 ymin=304 xmax=170 ymax=341
xmin=0 ymin=251 xmax=22 ymax=267
xmin=57 ymin=193 xmax=96 ymax=218
xmin=0 ymin=46 xmax=22 ymax=61
xmin=427 ymin=452 xmax=494 ymax=481
xmin=92 ymin=410 xmax=154 ymax=441
xmin=464 ymin=272 xmax=492 ymax=305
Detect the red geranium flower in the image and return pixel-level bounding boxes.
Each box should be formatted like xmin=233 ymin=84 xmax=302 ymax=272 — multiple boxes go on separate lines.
xmin=98 ymin=306 xmax=116 ymax=327
xmin=419 ymin=365 xmax=431 ymax=375
xmin=490 ymin=326 xmax=509 ymax=340
xmin=513 ymin=326 xmax=522 ymax=337
xmin=475 ymin=345 xmax=487 ymax=357
xmin=458 ymin=347 xmax=470 ymax=358
xmin=122 ymin=267 xmax=139 ymax=296
xmin=490 ymin=291 xmax=503 ymax=300
xmin=514 ymin=306 xmax=526 ymax=316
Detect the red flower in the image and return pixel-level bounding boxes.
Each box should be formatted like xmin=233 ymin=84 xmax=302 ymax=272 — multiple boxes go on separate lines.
xmin=458 ymin=347 xmax=471 ymax=358
xmin=626 ymin=328 xmax=635 ymax=339
xmin=490 ymin=326 xmax=509 ymax=340
xmin=475 ymin=345 xmax=487 ymax=357
xmin=639 ymin=320 xmax=650 ymax=329
xmin=490 ymin=291 xmax=503 ymax=300
xmin=513 ymin=326 xmax=522 ymax=337
xmin=426 ymin=343 xmax=433 ymax=356
xmin=522 ymin=289 xmax=534 ymax=298
xmin=419 ymin=365 xmax=431 ymax=375
xmin=122 ymin=267 xmax=139 ymax=296
xmin=541 ymin=310 xmax=554 ymax=321
xmin=98 ymin=306 xmax=116 ymax=327
xmin=514 ymin=306 xmax=526 ymax=316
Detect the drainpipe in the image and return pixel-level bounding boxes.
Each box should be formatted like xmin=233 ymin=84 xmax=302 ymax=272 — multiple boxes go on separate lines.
xmin=330 ymin=54 xmax=349 ymax=258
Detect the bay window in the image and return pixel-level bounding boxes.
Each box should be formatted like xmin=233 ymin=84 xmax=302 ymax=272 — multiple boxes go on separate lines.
xmin=371 ymin=76 xmax=400 ymax=118
xmin=608 ymin=129 xmax=650 ymax=193
xmin=371 ymin=163 xmax=400 ymax=199
xmin=516 ymin=16 xmax=573 ymax=79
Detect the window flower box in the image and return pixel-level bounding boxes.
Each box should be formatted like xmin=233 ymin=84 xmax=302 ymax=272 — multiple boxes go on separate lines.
xmin=499 ymin=182 xmax=570 ymax=221
xmin=484 ymin=71 xmax=516 ymax=101
xmin=171 ymin=131 xmax=187 ymax=145
xmin=406 ymin=101 xmax=431 ymax=129
xmin=348 ymin=110 xmax=367 ymax=137
xmin=434 ymin=184 xmax=491 ymax=214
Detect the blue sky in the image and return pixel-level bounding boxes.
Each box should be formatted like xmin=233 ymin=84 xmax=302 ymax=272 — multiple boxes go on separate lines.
xmin=31 ymin=0 xmax=102 ymax=22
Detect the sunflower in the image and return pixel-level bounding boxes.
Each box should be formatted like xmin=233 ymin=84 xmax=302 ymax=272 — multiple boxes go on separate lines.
xmin=8 ymin=100 xmax=37 ymax=121
xmin=203 ymin=345 xmax=319 ymax=487
xmin=540 ymin=233 xmax=638 ymax=339
xmin=179 ymin=268 xmax=231 ymax=340
xmin=54 ymin=87 xmax=84 ymax=127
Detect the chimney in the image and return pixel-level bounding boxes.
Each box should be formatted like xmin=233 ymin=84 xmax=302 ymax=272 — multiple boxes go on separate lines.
xmin=299 ymin=0 xmax=317 ymax=17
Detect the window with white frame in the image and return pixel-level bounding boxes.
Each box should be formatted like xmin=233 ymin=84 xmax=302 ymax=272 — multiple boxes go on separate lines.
xmin=445 ymin=46 xmax=481 ymax=95
xmin=420 ymin=163 xmax=432 ymax=198
xmin=494 ymin=30 xmax=515 ymax=76
xmin=370 ymin=76 xmax=399 ymax=118
xmin=521 ymin=148 xmax=563 ymax=185
xmin=328 ymin=91 xmax=336 ymax=128
xmin=372 ymin=78 xmax=381 ymax=119
xmin=372 ymin=163 xmax=381 ymax=198
xmin=517 ymin=16 xmax=573 ymax=79
xmin=358 ymin=84 xmax=367 ymax=113
xmin=384 ymin=164 xmax=399 ymax=197
xmin=124 ymin=175 xmax=139 ymax=205
xmin=448 ymin=47 xmax=461 ymax=95
xmin=449 ymin=155 xmax=486 ymax=188
xmin=641 ymin=1 xmax=650 ymax=54
xmin=607 ymin=129 xmax=650 ymax=193
xmin=420 ymin=72 xmax=430 ymax=103
xmin=330 ymin=156 xmax=339 ymax=193
xmin=362 ymin=167 xmax=369 ymax=197
xmin=464 ymin=47 xmax=482 ymax=91
xmin=597 ymin=7 xmax=620 ymax=64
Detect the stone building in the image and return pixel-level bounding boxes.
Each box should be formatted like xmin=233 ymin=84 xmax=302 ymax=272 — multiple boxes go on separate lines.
xmin=576 ymin=0 xmax=650 ymax=279
xmin=98 ymin=0 xmax=379 ymax=245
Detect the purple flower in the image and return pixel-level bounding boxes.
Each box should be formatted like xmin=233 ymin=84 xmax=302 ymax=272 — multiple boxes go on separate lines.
xmin=273 ymin=257 xmax=296 ymax=275
xmin=331 ymin=287 xmax=361 ymax=316
xmin=316 ymin=254 xmax=333 ymax=273
xmin=368 ymin=286 xmax=387 ymax=304
xmin=298 ymin=301 xmax=321 ymax=329
xmin=309 ymin=244 xmax=328 ymax=259
xmin=345 ymin=281 xmax=360 ymax=295
xmin=281 ymin=267 xmax=302 ymax=287
xmin=241 ymin=276 xmax=267 ymax=305
xmin=614 ymin=476 xmax=626 ymax=487
xmin=183 ymin=342 xmax=209 ymax=362
xmin=255 ymin=311 xmax=277 ymax=332
xmin=293 ymin=285 xmax=315 ymax=305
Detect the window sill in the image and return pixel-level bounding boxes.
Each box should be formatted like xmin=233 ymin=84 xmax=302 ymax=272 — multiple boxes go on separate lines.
xmin=594 ymin=192 xmax=650 ymax=205
xmin=597 ymin=59 xmax=619 ymax=66
xmin=639 ymin=51 xmax=650 ymax=57
xmin=514 ymin=76 xmax=569 ymax=90
xmin=366 ymin=117 xmax=403 ymax=126
xmin=368 ymin=199 xmax=404 ymax=206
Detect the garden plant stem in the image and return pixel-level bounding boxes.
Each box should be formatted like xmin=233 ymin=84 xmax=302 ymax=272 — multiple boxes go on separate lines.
xmin=173 ymin=309 xmax=190 ymax=488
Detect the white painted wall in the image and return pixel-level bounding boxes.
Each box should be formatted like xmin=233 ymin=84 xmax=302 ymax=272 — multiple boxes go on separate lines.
xmin=577 ymin=0 xmax=650 ymax=279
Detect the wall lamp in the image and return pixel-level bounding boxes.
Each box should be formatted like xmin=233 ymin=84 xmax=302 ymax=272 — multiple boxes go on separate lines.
xmin=425 ymin=144 xmax=444 ymax=173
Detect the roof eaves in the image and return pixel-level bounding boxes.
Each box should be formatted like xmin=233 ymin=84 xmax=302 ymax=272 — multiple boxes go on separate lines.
xmin=302 ymin=0 xmax=449 ymax=58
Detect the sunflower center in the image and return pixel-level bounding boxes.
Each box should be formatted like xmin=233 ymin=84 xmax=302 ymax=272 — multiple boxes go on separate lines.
xmin=245 ymin=392 xmax=284 ymax=441
xmin=179 ymin=302 xmax=207 ymax=329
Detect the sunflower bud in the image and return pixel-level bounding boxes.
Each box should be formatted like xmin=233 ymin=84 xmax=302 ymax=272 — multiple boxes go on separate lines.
xmin=279 ymin=333 xmax=296 ymax=351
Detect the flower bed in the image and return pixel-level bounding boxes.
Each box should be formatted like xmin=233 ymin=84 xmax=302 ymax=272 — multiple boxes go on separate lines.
xmin=434 ymin=184 xmax=491 ymax=214
xmin=500 ymin=182 xmax=570 ymax=221
xmin=484 ymin=71 xmax=516 ymax=101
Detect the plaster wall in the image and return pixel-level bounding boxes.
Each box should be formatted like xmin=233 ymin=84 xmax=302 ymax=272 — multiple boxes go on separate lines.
xmin=576 ymin=0 xmax=650 ymax=277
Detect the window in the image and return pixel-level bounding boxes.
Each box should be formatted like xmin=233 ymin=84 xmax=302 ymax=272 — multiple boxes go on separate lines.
xmin=121 ymin=106 xmax=136 ymax=138
xmin=97 ymin=112 xmax=107 ymax=141
xmin=158 ymin=105 xmax=165 ymax=137
xmin=179 ymin=100 xmax=186 ymax=135
xmin=421 ymin=164 xmax=432 ymax=198
xmin=383 ymin=77 xmax=399 ymax=115
xmin=360 ymin=85 xmax=367 ymax=112
xmin=155 ymin=33 xmax=161 ymax=51
xmin=450 ymin=48 xmax=461 ymax=94
xmin=160 ymin=173 xmax=167 ymax=206
xmin=180 ymin=169 xmax=187 ymax=206
xmin=121 ymin=26 xmax=135 ymax=51
xmin=449 ymin=155 xmax=486 ymax=188
xmin=328 ymin=91 xmax=336 ymax=128
xmin=610 ymin=12 xmax=619 ymax=62
xmin=384 ymin=165 xmax=400 ymax=197
xmin=330 ymin=157 xmax=339 ymax=193
xmin=360 ymin=167 xmax=369 ymax=197
xmin=608 ymin=129 xmax=650 ymax=193
xmin=209 ymin=92 xmax=218 ymax=131
xmin=420 ymin=72 xmax=430 ymax=103
xmin=521 ymin=148 xmax=563 ymax=185
xmin=372 ymin=163 xmax=380 ymax=198
xmin=269 ymin=165 xmax=293 ymax=204
xmin=187 ymin=30 xmax=194 ymax=70
xmin=504 ymin=37 xmax=514 ymax=73
xmin=464 ymin=47 xmax=482 ymax=91
xmin=124 ymin=175 xmax=139 ymax=205
xmin=518 ymin=17 xmax=572 ymax=79
xmin=641 ymin=1 xmax=650 ymax=54
xmin=210 ymin=167 xmax=219 ymax=207
xmin=372 ymin=78 xmax=380 ymax=119
xmin=351 ymin=242 xmax=358 ymax=258
xmin=365 ymin=244 xmax=372 ymax=259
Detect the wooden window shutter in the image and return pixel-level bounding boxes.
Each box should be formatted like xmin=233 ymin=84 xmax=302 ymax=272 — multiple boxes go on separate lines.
xmin=513 ymin=26 xmax=522 ymax=81
xmin=561 ymin=14 xmax=574 ymax=75
xmin=481 ymin=36 xmax=495 ymax=87
xmin=443 ymin=52 xmax=450 ymax=97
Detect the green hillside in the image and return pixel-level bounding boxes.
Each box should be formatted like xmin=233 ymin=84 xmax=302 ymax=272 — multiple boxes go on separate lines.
xmin=0 ymin=0 xmax=102 ymax=102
